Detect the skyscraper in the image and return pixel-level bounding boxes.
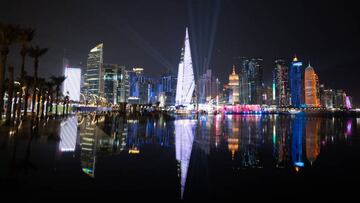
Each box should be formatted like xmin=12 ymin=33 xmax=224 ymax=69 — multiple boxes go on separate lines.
xmin=175 ymin=28 xmax=195 ymax=106
xmin=228 ymin=66 xmax=240 ymax=104
xmin=248 ymin=58 xmax=263 ymax=104
xmin=239 ymin=58 xmax=249 ymax=104
xmin=237 ymin=57 xmax=263 ymax=104
xmin=289 ymin=56 xmax=304 ymax=107
xmin=86 ymin=43 xmax=103 ymax=97
xmin=63 ymin=66 xmax=81 ymax=102
xmin=304 ymin=64 xmax=320 ymax=107
xmin=273 ymin=59 xmax=290 ymax=107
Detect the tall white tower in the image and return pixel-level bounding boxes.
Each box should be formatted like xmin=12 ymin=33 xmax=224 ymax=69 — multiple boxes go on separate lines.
xmin=175 ymin=28 xmax=195 ymax=106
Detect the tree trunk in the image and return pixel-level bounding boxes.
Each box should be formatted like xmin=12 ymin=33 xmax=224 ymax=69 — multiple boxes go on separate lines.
xmin=62 ymin=99 xmax=66 ymax=117
xmin=23 ymin=87 xmax=29 ymax=120
xmin=12 ymin=91 xmax=18 ymax=124
xmin=5 ymin=65 xmax=14 ymax=125
xmin=36 ymin=89 xmax=41 ymax=119
xmin=55 ymin=89 xmax=59 ymax=117
xmin=16 ymin=88 xmax=22 ymax=124
xmin=0 ymin=51 xmax=8 ymax=121
xmin=31 ymin=58 xmax=38 ymax=119
xmin=49 ymin=92 xmax=53 ymax=118
xmin=40 ymin=91 xmax=45 ymax=119
xmin=31 ymin=86 xmax=36 ymax=118
xmin=17 ymin=51 xmax=26 ymax=121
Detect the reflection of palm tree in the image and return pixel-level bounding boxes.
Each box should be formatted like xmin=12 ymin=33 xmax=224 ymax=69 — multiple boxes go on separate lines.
xmin=28 ymin=46 xmax=48 ymax=119
xmin=0 ymin=23 xmax=19 ymax=120
xmin=51 ymin=76 xmax=66 ymax=117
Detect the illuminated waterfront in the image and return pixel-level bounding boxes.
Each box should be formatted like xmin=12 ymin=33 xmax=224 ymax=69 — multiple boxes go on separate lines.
xmin=0 ymin=113 xmax=359 ymax=200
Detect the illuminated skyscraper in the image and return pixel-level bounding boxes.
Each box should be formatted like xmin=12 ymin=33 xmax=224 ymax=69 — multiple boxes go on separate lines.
xmin=289 ymin=56 xmax=304 ymax=107
xmin=304 ymin=64 xmax=320 ymax=107
xmin=239 ymin=58 xmax=249 ymax=104
xmin=237 ymin=57 xmax=263 ymax=104
xmin=63 ymin=66 xmax=81 ymax=102
xmin=248 ymin=58 xmax=263 ymax=104
xmin=86 ymin=43 xmax=103 ymax=97
xmin=175 ymin=28 xmax=195 ymax=106
xmin=273 ymin=59 xmax=290 ymax=107
xmin=228 ymin=66 xmax=240 ymax=104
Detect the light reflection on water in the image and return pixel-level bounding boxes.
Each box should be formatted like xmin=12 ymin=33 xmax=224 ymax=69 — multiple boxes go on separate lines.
xmin=0 ymin=114 xmax=358 ymax=200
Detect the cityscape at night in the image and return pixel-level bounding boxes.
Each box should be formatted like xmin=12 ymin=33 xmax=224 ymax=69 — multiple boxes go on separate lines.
xmin=1 ymin=0 xmax=360 ymax=201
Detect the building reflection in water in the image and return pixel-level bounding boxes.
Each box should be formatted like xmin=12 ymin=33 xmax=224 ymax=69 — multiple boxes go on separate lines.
xmin=291 ymin=115 xmax=305 ymax=170
xmin=175 ymin=119 xmax=196 ymax=200
xmin=306 ymin=118 xmax=320 ymax=165
xmin=59 ymin=116 xmax=78 ymax=152
xmin=79 ymin=115 xmax=97 ymax=178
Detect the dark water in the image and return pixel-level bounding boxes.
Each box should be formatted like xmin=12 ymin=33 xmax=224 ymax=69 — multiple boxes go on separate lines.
xmin=1 ymin=114 xmax=360 ymax=200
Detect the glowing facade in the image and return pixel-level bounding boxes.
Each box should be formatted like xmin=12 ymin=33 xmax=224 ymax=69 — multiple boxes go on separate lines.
xmin=175 ymin=28 xmax=195 ymax=106
xmin=86 ymin=43 xmax=104 ymax=97
xmin=274 ymin=59 xmax=290 ymax=107
xmin=304 ymin=64 xmax=320 ymax=107
xmin=228 ymin=66 xmax=240 ymax=104
xmin=63 ymin=67 xmax=81 ymax=101
xmin=290 ymin=56 xmax=303 ymax=107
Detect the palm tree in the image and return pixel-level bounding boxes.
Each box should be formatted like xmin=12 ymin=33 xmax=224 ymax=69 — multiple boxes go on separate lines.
xmin=17 ymin=27 xmax=35 ymax=119
xmin=18 ymin=28 xmax=35 ymax=79
xmin=28 ymin=46 xmax=48 ymax=118
xmin=5 ymin=65 xmax=14 ymax=125
xmin=0 ymin=23 xmax=19 ymax=120
xmin=50 ymin=76 xmax=66 ymax=117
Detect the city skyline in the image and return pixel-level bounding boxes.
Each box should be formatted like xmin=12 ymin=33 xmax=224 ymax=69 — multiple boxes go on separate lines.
xmin=1 ymin=0 xmax=359 ymax=106
xmin=1 ymin=1 xmax=360 ymax=200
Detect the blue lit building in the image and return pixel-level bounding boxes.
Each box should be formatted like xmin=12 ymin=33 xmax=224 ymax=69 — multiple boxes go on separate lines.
xmin=291 ymin=115 xmax=305 ymax=169
xmin=289 ymin=56 xmax=304 ymax=107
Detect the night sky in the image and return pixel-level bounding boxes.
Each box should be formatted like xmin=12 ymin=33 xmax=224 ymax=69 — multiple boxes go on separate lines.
xmin=1 ymin=0 xmax=360 ymax=106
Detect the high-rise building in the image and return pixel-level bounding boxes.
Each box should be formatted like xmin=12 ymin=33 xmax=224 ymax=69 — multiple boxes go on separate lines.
xmin=334 ymin=89 xmax=346 ymax=108
xmin=248 ymin=58 xmax=263 ymax=104
xmin=175 ymin=28 xmax=195 ymax=106
xmin=86 ymin=43 xmax=104 ymax=97
xmin=236 ymin=57 xmax=263 ymax=104
xmin=304 ymin=64 xmax=320 ymax=107
xmin=228 ymin=66 xmax=240 ymax=104
xmin=63 ymin=66 xmax=81 ymax=102
xmin=116 ymin=66 xmax=129 ymax=103
xmin=321 ymin=89 xmax=334 ymax=108
xmin=289 ymin=56 xmax=304 ymax=107
xmin=273 ymin=59 xmax=290 ymax=107
xmin=159 ymin=72 xmax=177 ymax=106
xmin=239 ymin=58 xmax=249 ymax=104
xmin=103 ymin=64 xmax=118 ymax=104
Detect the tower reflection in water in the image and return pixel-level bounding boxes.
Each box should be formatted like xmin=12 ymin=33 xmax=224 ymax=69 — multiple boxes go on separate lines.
xmin=291 ymin=115 xmax=305 ymax=170
xmin=175 ymin=119 xmax=196 ymax=200
xmin=59 ymin=116 xmax=78 ymax=152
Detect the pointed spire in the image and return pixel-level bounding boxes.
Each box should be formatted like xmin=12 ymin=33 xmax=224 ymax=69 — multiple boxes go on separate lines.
xmin=293 ymin=54 xmax=298 ymax=62
xmin=308 ymin=61 xmax=311 ymax=67
xmin=232 ymin=65 xmax=236 ymax=74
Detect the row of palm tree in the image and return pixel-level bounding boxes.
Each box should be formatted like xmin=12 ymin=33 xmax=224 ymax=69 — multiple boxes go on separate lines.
xmin=0 ymin=22 xmax=68 ymax=126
